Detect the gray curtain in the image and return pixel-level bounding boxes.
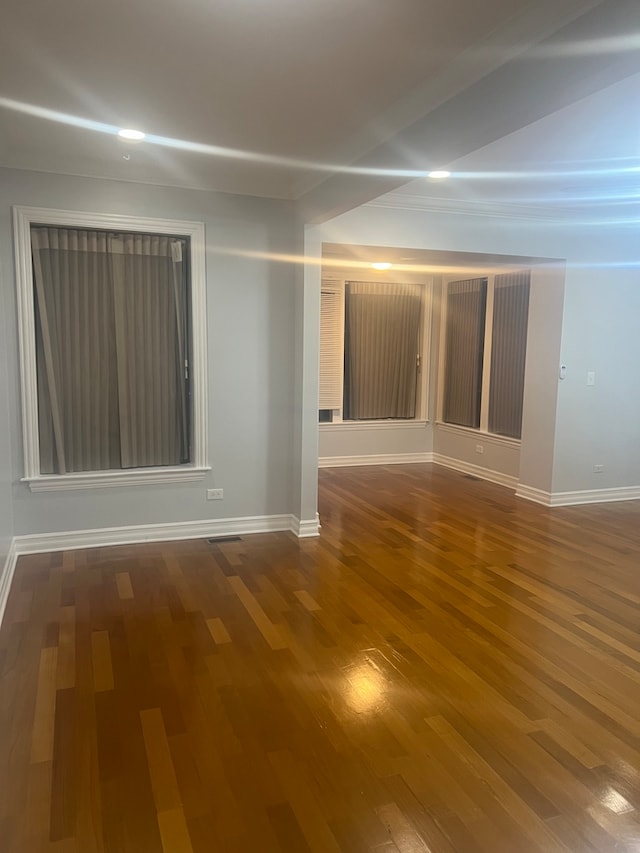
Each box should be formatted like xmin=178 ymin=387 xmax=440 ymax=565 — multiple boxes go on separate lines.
xmin=31 ymin=227 xmax=189 ymax=474
xmin=344 ymin=281 xmax=421 ymax=420
xmin=488 ymin=270 xmax=530 ymax=438
xmin=443 ymin=278 xmax=487 ymax=429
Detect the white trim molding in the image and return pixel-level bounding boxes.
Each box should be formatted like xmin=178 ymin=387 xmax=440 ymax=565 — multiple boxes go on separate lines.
xmin=13 ymin=205 xmax=208 ymax=491
xmin=364 ymin=193 xmax=568 ymax=222
xmin=0 ymin=539 xmax=18 ymax=629
xmin=319 ymin=420 xmax=428 ymax=432
xmin=26 ymin=466 xmax=211 ymax=492
xmin=291 ymin=514 xmax=321 ymax=538
xmin=514 ymin=484 xmax=551 ymax=505
xmin=516 ymin=484 xmax=640 ymax=507
xmin=12 ymin=514 xmax=309 ymax=556
xmin=432 ymin=454 xmax=518 ymax=489
xmin=0 ymin=515 xmax=318 ymax=628
xmin=319 ymin=452 xmax=433 ymax=468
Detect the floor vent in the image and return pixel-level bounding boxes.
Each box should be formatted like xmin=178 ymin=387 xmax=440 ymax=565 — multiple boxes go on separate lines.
xmin=207 ymin=536 xmax=242 ymax=544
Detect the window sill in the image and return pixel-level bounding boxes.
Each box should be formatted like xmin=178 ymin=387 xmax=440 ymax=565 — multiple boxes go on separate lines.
xmin=435 ymin=422 xmax=521 ymax=448
xmin=24 ymin=466 xmax=211 ymax=492
xmin=319 ymin=420 xmax=428 ymax=432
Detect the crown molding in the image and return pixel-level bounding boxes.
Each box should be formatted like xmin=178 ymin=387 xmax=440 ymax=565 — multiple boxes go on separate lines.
xmin=364 ymin=193 xmax=569 ymax=222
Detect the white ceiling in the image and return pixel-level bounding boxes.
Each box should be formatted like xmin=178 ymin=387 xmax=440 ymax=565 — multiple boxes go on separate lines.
xmin=0 ymin=0 xmax=614 ymax=199
xmin=375 ymin=71 xmax=640 ymax=219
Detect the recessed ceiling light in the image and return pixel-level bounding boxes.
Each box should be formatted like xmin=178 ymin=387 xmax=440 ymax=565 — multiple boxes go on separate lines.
xmin=428 ymin=170 xmax=451 ymax=179
xmin=371 ymin=262 xmax=392 ymax=270
xmin=118 ymin=128 xmax=145 ymax=141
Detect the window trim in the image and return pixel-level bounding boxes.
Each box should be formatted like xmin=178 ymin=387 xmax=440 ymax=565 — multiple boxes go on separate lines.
xmin=13 ymin=205 xmax=209 ymax=491
xmin=319 ymin=419 xmax=429 ymax=432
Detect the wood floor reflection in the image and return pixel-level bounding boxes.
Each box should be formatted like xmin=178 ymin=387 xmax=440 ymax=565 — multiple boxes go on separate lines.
xmin=1 ymin=464 xmax=640 ymax=852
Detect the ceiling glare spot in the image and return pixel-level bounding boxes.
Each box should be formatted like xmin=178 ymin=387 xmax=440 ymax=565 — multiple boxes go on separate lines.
xmin=428 ymin=170 xmax=451 ymax=179
xmin=371 ymin=262 xmax=392 ymax=270
xmin=118 ymin=128 xmax=145 ymax=141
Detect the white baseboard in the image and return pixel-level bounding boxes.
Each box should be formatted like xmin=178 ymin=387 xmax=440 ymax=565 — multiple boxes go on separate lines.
xmin=517 ymin=484 xmax=640 ymax=507
xmin=319 ymin=452 xmax=433 ymax=468
xmin=291 ymin=513 xmax=321 ymax=538
xmin=514 ymin=484 xmax=552 ymax=505
xmin=13 ymin=513 xmax=304 ymax=557
xmin=318 ymin=451 xmax=518 ymax=490
xmin=0 ymin=514 xmax=318 ymax=630
xmin=0 ymin=539 xmax=18 ymax=629
xmin=432 ymin=454 xmax=518 ymax=490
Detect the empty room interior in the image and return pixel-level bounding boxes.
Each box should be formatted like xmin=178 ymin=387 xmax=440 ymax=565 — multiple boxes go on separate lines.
xmin=1 ymin=1 xmax=639 ymax=851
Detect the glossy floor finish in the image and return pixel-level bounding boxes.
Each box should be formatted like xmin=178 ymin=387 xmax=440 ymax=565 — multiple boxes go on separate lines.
xmin=1 ymin=465 xmax=640 ymax=852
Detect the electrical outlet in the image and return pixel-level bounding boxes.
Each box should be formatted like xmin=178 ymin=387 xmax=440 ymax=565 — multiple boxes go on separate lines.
xmin=207 ymin=488 xmax=224 ymax=500
xmin=593 ymin=464 xmax=604 ymax=474
xmin=475 ymin=444 xmax=483 ymax=454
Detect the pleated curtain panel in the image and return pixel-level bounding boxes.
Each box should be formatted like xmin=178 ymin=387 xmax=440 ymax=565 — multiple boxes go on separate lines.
xmin=31 ymin=227 xmax=189 ymax=474
xmin=343 ymin=281 xmax=421 ymax=420
xmin=443 ymin=278 xmax=487 ymax=429
xmin=488 ymin=270 xmax=530 ymax=438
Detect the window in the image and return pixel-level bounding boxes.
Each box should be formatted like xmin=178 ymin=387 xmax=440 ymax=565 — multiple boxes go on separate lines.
xmin=319 ymin=279 xmax=428 ymax=422
xmin=14 ymin=207 xmax=209 ymax=490
xmin=441 ymin=270 xmax=530 ymax=439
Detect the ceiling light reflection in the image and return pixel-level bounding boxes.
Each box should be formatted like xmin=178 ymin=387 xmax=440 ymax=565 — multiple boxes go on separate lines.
xmin=454 ymin=166 xmax=640 ymax=181
xmin=204 ymin=245 xmax=639 ymax=271
xmin=1 ymin=97 xmax=637 ymax=186
xmin=344 ymin=663 xmax=387 ymax=714
xmin=118 ymin=128 xmax=145 ymax=141
xmin=600 ymin=786 xmax=634 ymax=815
xmin=531 ymin=32 xmax=640 ymax=58
xmin=0 ymin=96 xmax=430 ymax=179
xmin=344 ymin=667 xmax=385 ymax=714
xmin=0 ymin=96 xmax=117 ymax=135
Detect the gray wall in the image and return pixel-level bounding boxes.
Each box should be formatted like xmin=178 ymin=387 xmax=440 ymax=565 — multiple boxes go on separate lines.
xmin=319 ymin=422 xmax=433 ymax=462
xmin=553 ymin=235 xmax=640 ymax=493
xmin=0 ymin=167 xmax=300 ymax=535
xmin=307 ymin=203 xmax=640 ymax=497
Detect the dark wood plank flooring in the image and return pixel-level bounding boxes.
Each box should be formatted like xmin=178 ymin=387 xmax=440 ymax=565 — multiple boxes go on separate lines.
xmin=1 ymin=464 xmax=640 ymax=852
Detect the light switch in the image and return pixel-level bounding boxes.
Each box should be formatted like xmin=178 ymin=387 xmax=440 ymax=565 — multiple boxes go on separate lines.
xmin=587 ymin=371 xmax=595 ymax=387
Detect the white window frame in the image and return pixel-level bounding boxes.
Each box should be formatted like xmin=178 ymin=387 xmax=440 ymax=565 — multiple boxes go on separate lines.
xmin=436 ymin=271 xmax=526 ymax=443
xmin=319 ymin=276 xmax=432 ymax=425
xmin=13 ymin=205 xmax=210 ymax=491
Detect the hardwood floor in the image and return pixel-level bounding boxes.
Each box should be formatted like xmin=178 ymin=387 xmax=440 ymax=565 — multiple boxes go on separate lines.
xmin=1 ymin=464 xmax=640 ymax=852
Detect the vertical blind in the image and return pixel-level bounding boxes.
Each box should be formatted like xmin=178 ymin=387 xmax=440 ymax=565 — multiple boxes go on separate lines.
xmin=319 ymin=282 xmax=343 ymax=410
xmin=31 ymin=227 xmax=189 ymax=474
xmin=343 ymin=281 xmax=421 ymax=420
xmin=488 ymin=270 xmax=530 ymax=438
xmin=443 ymin=278 xmax=487 ymax=429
